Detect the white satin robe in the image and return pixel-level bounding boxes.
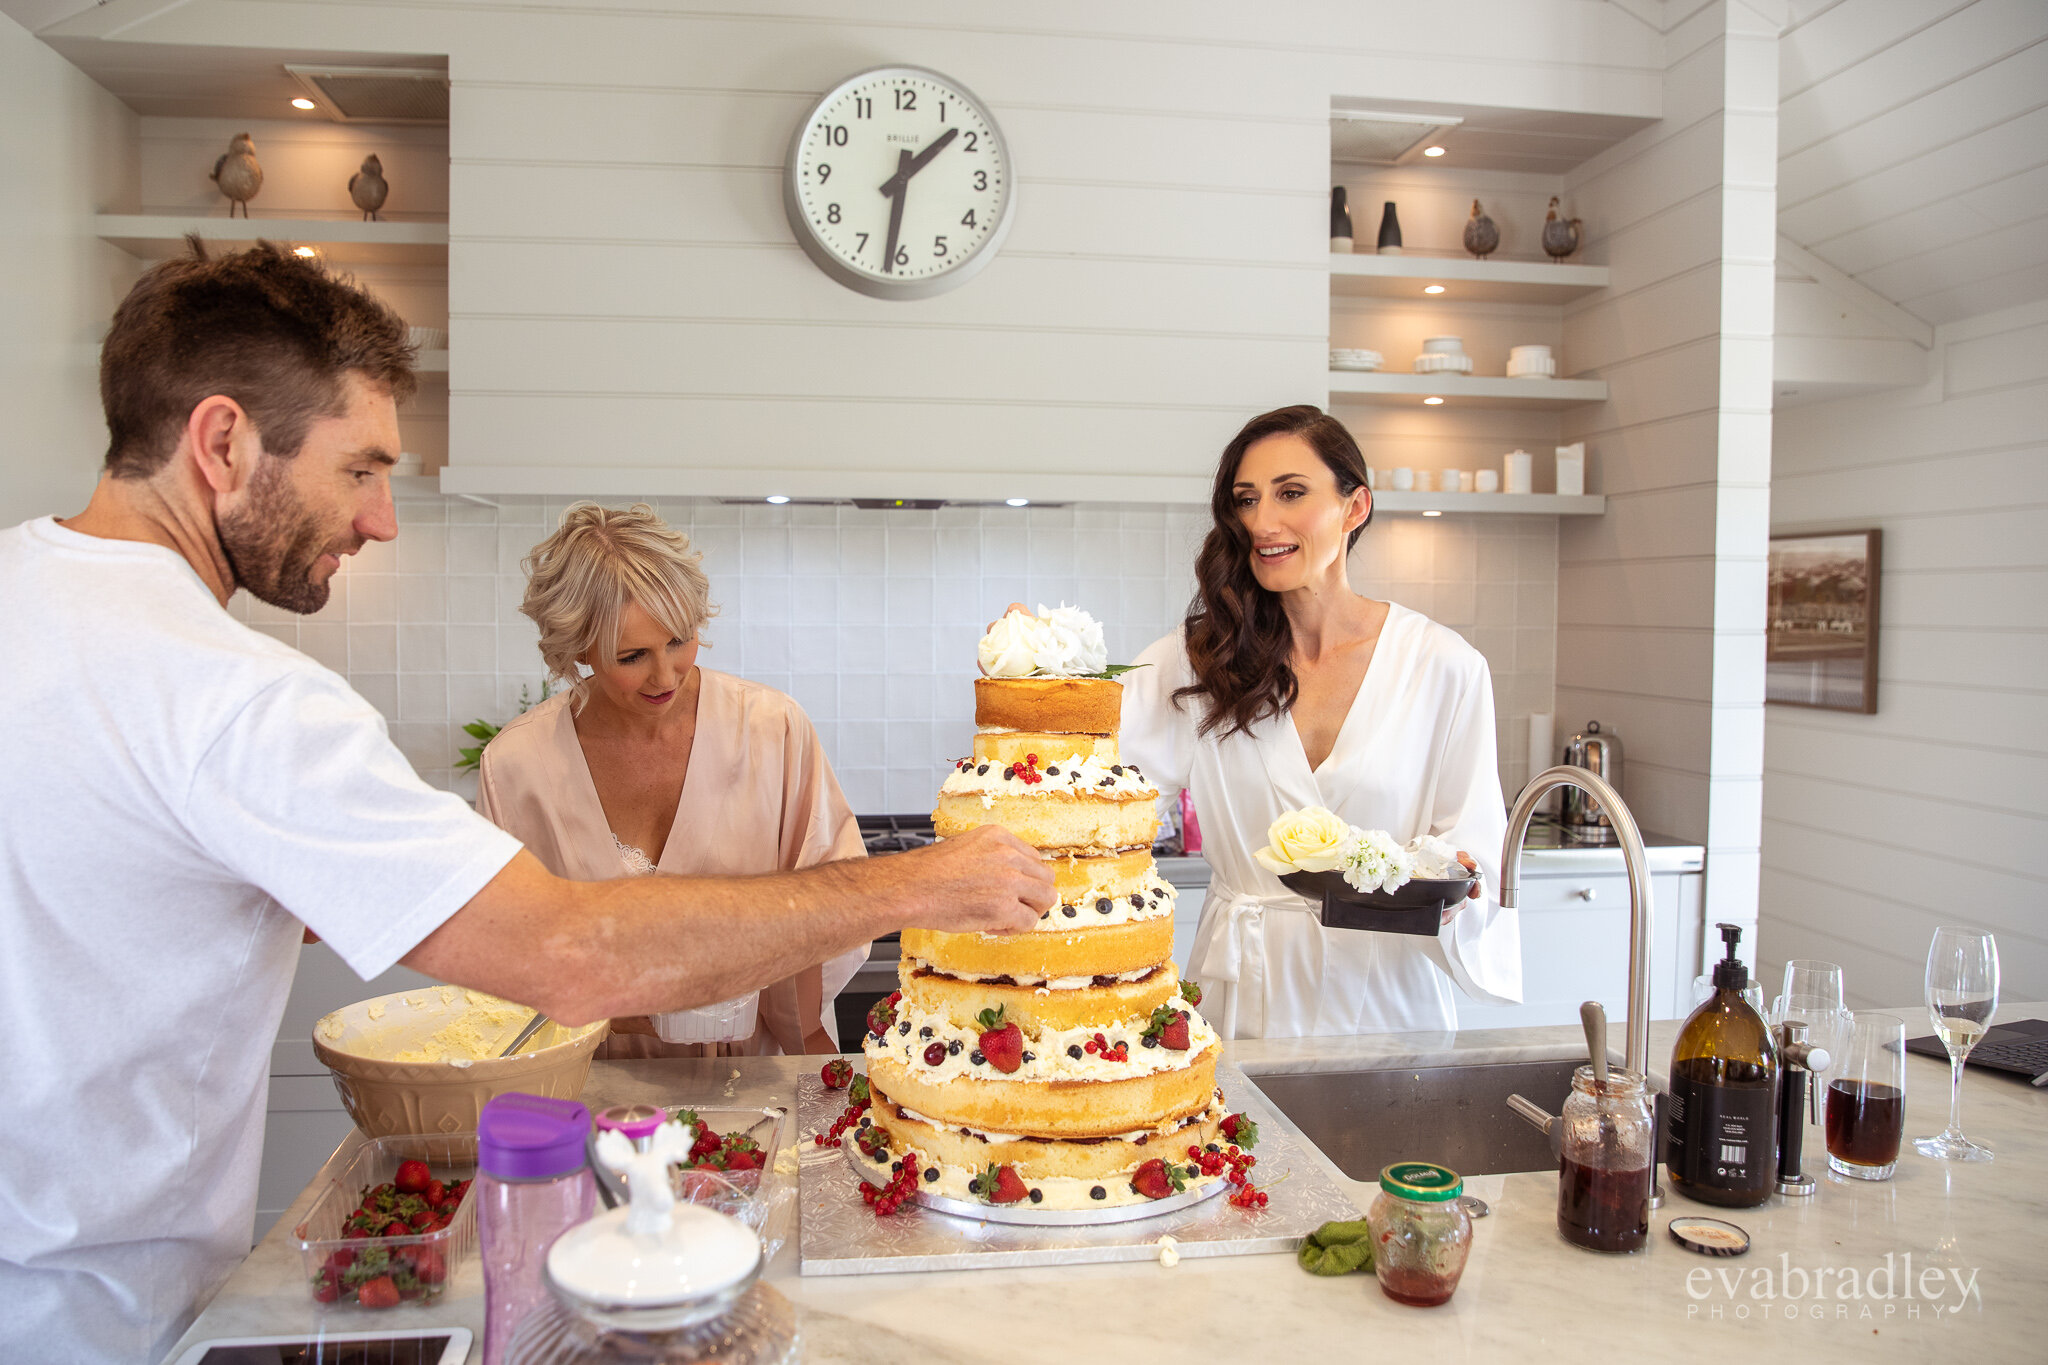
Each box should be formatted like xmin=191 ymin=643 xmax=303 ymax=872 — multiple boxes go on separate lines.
xmin=476 ymin=670 xmax=868 ymax=1058
xmin=1122 ymin=604 xmax=1519 ymax=1037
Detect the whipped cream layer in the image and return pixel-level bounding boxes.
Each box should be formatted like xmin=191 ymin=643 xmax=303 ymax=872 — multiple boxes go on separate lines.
xmin=865 ymin=999 xmax=1218 ymax=1086
xmin=941 ymin=753 xmax=1158 ymax=805
xmin=905 ymin=958 xmax=1157 ymax=991
xmin=1033 ymin=872 xmax=1175 ymax=930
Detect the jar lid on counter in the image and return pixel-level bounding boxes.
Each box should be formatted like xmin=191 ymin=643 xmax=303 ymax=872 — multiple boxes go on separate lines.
xmin=479 ymin=1093 xmax=592 ymax=1179
xmin=1379 ymin=1162 xmax=1463 ymax=1202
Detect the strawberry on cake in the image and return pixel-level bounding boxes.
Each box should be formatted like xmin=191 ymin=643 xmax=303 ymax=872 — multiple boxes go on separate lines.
xmin=851 ymin=605 xmax=1245 ymax=1211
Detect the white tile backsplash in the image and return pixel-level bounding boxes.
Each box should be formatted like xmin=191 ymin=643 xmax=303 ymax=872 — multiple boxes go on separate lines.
xmin=230 ymin=498 xmax=1559 ymax=802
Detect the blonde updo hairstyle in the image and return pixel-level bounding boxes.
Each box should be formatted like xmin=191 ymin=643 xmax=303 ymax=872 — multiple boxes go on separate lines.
xmin=521 ymin=502 xmax=716 ymax=710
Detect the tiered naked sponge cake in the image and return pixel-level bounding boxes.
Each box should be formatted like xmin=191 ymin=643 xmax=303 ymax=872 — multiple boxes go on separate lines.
xmin=858 ymin=674 xmax=1229 ymax=1210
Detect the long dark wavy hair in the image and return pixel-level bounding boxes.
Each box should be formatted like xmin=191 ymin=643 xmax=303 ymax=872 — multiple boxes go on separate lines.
xmin=1173 ymin=405 xmax=1372 ymax=739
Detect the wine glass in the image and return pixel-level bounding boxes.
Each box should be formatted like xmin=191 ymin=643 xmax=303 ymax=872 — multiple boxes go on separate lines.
xmin=1913 ymin=926 xmax=1999 ymax=1162
xmin=1771 ymin=960 xmax=1849 ymax=1121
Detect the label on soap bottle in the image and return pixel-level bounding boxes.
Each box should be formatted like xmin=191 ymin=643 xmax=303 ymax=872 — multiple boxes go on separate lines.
xmin=1665 ymin=1070 xmax=1776 ymax=1203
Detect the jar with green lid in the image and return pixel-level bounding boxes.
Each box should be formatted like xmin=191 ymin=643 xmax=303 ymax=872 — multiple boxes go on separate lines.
xmin=1365 ymin=1162 xmax=1472 ymax=1307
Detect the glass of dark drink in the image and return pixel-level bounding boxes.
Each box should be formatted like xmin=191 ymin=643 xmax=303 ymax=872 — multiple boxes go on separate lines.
xmin=1825 ymin=1012 xmax=1905 ymax=1180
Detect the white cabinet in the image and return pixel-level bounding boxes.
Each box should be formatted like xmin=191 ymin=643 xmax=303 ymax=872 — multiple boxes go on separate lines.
xmin=1457 ymin=863 xmax=1704 ymax=1031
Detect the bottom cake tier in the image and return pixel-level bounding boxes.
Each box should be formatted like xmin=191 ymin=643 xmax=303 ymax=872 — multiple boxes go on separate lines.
xmin=856 ymin=1082 xmax=1236 ymax=1210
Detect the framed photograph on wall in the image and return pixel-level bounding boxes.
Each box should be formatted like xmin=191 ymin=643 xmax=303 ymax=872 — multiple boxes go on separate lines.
xmin=1766 ymin=529 xmax=1882 ymax=714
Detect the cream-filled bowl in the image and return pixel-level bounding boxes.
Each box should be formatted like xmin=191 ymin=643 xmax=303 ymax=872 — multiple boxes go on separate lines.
xmin=313 ymin=986 xmax=607 ymax=1137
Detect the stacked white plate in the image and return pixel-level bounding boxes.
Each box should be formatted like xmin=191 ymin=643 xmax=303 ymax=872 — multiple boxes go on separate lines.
xmin=1329 ymin=348 xmax=1383 ymax=372
xmin=1413 ymin=336 xmax=1472 ymax=375
xmin=1507 ymin=344 xmax=1556 ymax=379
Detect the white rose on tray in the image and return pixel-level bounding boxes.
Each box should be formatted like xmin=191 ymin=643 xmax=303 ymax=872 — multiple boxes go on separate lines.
xmin=1252 ymin=805 xmax=1353 ymax=875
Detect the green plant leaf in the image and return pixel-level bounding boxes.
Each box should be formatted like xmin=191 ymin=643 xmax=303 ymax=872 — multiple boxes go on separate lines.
xmin=1083 ymin=663 xmax=1149 ymax=679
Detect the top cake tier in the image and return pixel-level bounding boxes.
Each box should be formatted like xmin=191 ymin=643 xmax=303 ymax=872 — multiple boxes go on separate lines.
xmin=974 ymin=676 xmax=1122 ymax=734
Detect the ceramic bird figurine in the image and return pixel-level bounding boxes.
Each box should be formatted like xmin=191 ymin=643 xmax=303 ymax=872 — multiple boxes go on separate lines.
xmin=349 ymin=154 xmax=389 ymax=221
xmin=1463 ymin=199 xmax=1499 ymax=260
xmin=210 ymin=133 xmax=262 ymax=218
xmin=1542 ymin=196 xmax=1582 ymax=261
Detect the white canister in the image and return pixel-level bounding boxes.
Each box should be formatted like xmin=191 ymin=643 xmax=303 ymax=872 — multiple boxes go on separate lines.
xmin=652 ymin=992 xmax=761 ymax=1044
xmin=1366 ymin=466 xmax=1378 ymax=489
xmin=1476 ymin=469 xmax=1500 ymax=493
xmin=1504 ymin=450 xmax=1534 ymax=495
xmin=1555 ymin=443 xmax=1586 ymax=496
xmin=1458 ymin=470 xmax=1476 ymax=493
xmin=1391 ymin=467 xmax=1415 ymax=491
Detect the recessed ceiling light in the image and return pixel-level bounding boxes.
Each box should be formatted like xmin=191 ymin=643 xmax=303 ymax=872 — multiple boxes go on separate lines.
xmin=1005 ymin=497 xmax=1030 ymax=507
xmin=1423 ymin=284 xmax=1445 ymax=295
xmin=764 ymin=494 xmax=790 ymax=504
xmin=1422 ymin=146 xmax=1446 ymax=157
xmin=291 ymin=97 xmax=317 ymax=110
xmin=1423 ymin=509 xmax=1443 ymax=517
xmin=1423 ymin=396 xmax=1444 ymax=406
xmin=292 ymin=246 xmax=319 ymax=258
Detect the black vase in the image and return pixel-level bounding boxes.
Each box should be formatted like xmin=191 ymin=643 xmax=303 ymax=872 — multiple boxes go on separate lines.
xmin=1330 ymin=186 xmax=1353 ymax=248
xmin=1376 ymin=201 xmax=1403 ymax=255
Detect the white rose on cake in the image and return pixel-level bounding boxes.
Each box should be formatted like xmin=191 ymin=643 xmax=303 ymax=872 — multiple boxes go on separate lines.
xmin=1253 ymin=805 xmax=1353 ymax=875
xmin=978 ymin=610 xmax=1058 ymax=678
xmin=1035 ymin=602 xmax=1108 ymax=676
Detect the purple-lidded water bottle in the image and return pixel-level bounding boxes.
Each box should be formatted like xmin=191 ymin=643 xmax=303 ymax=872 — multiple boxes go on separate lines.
xmin=478 ymin=1093 xmax=597 ymax=1365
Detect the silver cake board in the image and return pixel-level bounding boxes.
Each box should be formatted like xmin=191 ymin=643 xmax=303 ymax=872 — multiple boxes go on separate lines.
xmin=796 ymin=1062 xmax=1361 ymax=1276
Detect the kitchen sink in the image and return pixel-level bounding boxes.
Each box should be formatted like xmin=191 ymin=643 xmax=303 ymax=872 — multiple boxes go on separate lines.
xmin=1243 ymin=1057 xmax=1583 ymax=1181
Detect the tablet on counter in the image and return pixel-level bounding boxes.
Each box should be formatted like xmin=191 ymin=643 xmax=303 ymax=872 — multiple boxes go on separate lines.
xmin=169 ymin=1327 xmax=471 ymax=1365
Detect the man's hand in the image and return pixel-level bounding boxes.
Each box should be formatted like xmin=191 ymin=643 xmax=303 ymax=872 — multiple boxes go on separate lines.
xmin=890 ymin=824 xmax=1052 ymax=935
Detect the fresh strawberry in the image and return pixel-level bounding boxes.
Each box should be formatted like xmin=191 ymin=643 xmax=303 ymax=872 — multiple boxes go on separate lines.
xmin=357 ymin=1275 xmax=401 ymax=1309
xmin=424 ymin=1179 xmax=445 ymax=1205
xmin=975 ymin=1006 xmax=1024 ymax=1074
xmin=724 ymin=1147 xmax=766 ymax=1173
xmin=821 ymin=1058 xmax=855 ymax=1089
xmin=398 ymin=1245 xmax=447 ymax=1285
xmin=312 ymin=1274 xmax=341 ymax=1304
xmin=1180 ymin=979 xmax=1203 ymax=1008
xmin=866 ymin=990 xmax=902 ymax=1039
xmin=1130 ymin=1157 xmax=1188 ymax=1201
xmin=688 ymin=1125 xmax=724 ymax=1161
xmin=409 ymin=1208 xmax=436 ymax=1229
xmin=1142 ymin=1004 xmax=1190 ymax=1050
xmin=849 ymin=1074 xmax=872 ymax=1106
xmin=393 ymin=1160 xmax=431 ymax=1195
xmin=970 ymin=1162 xmax=1029 ymax=1205
xmin=1220 ymin=1113 xmax=1260 ymax=1148
xmin=382 ymin=1220 xmax=409 ymax=1239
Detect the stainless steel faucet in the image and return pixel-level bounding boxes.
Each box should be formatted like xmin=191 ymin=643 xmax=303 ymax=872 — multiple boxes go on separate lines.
xmin=1499 ymin=765 xmax=1654 ymax=1076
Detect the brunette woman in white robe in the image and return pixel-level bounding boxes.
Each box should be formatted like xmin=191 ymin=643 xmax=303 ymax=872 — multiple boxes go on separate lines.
xmin=1121 ymin=406 xmax=1520 ymax=1037
xmin=477 ymin=503 xmax=866 ymax=1059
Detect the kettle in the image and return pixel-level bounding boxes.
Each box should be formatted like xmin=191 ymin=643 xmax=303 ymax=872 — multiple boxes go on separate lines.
xmin=1559 ymin=721 xmax=1623 ymax=839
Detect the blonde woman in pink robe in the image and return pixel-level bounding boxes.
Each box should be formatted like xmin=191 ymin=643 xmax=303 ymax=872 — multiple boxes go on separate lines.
xmin=476 ymin=503 xmax=867 ymax=1059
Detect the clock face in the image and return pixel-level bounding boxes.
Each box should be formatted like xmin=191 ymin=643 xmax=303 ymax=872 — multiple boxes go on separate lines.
xmin=784 ymin=66 xmax=1014 ymax=299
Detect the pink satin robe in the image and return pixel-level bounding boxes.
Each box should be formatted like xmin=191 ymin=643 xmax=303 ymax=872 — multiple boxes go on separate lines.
xmin=475 ymin=669 xmax=869 ymax=1059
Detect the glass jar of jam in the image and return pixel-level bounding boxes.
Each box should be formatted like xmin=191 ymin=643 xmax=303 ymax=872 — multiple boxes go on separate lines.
xmin=1556 ymin=1064 xmax=1655 ymax=1253
xmin=1365 ymin=1162 xmax=1471 ymax=1307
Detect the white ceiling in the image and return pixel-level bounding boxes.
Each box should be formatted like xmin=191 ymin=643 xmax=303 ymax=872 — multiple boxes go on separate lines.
xmin=1776 ymin=0 xmax=2048 ymax=326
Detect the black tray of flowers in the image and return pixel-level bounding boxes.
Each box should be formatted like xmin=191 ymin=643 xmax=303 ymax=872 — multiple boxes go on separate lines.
xmin=1278 ymin=870 xmax=1475 ymax=937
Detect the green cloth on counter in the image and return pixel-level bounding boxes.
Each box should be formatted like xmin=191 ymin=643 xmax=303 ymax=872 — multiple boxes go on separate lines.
xmin=1298 ymin=1218 xmax=1376 ymax=1276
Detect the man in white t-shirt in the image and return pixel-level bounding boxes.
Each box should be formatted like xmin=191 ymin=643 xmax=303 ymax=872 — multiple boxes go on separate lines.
xmin=0 ymin=242 xmax=1052 ymax=1363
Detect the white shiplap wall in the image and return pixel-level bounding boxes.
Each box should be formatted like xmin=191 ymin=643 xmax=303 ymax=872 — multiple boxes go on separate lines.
xmin=1761 ymin=297 xmax=2048 ymax=1006
xmin=1557 ymin=1 xmax=1779 ymax=945
xmin=1778 ymin=0 xmax=2048 ymax=326
xmin=0 ymin=11 xmax=136 ymax=526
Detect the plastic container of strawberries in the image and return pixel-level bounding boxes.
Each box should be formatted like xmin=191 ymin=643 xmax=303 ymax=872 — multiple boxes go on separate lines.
xmin=291 ymin=1132 xmax=479 ymax=1310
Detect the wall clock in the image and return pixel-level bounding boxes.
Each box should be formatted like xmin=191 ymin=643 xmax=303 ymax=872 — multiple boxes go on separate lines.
xmin=783 ymin=65 xmax=1015 ymax=300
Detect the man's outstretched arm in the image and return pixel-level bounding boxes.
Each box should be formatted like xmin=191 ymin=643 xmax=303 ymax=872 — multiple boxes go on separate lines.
xmin=402 ymin=824 xmax=1050 ymax=1026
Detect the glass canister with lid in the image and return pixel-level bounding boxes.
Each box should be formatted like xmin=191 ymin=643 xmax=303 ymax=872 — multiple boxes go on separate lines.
xmin=1365 ymin=1162 xmax=1472 ymax=1307
xmin=1556 ymin=1065 xmax=1655 ymax=1253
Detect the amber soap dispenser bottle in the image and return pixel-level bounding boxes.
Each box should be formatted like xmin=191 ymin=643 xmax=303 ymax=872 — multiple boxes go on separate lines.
xmin=1665 ymin=922 xmax=1781 ymax=1208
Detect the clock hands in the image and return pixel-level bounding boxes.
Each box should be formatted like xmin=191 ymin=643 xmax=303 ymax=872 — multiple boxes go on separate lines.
xmin=880 ymin=149 xmax=911 ymax=276
xmin=879 ymin=126 xmax=960 ymax=198
xmin=877 ymin=127 xmax=961 ymax=275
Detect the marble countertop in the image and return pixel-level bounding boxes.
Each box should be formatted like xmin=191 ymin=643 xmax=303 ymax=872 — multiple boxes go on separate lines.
xmin=173 ymin=1003 xmax=2044 ymax=1362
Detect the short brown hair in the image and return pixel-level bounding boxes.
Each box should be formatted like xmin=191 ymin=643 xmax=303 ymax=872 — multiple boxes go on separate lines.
xmin=99 ymin=236 xmax=417 ymax=477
